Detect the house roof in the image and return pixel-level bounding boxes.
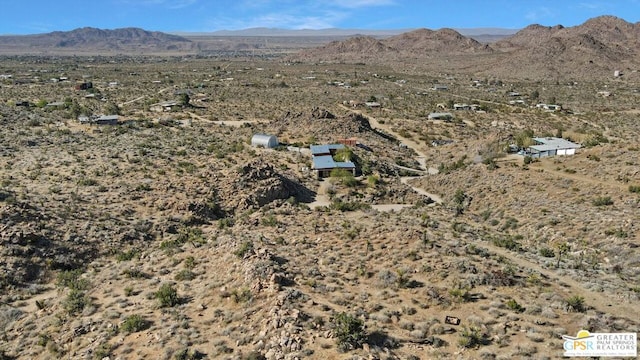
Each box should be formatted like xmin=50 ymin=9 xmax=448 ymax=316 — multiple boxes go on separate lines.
xmin=97 ymin=115 xmax=119 ymax=121
xmin=310 ymin=144 xmax=345 ymax=155
xmin=531 ymin=137 xmax=581 ymax=150
xmin=311 ymin=155 xmax=354 ymax=170
xmin=428 ymin=112 xmax=454 ymax=119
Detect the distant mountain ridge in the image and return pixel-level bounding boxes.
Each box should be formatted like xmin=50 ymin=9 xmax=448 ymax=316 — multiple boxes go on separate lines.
xmin=0 ymin=27 xmax=193 ymax=53
xmin=175 ymin=27 xmax=519 ymax=38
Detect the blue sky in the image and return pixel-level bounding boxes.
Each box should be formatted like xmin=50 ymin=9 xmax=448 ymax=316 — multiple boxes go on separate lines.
xmin=1 ymin=0 xmax=639 ymax=34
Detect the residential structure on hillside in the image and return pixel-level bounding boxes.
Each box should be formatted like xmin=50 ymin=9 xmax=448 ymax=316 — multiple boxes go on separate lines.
xmin=428 ymin=112 xmax=454 ymax=121
xmin=310 ymin=144 xmax=356 ymax=178
xmin=528 ymin=137 xmax=580 ymax=158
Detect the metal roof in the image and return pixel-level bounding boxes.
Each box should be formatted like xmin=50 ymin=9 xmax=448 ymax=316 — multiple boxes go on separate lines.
xmin=97 ymin=115 xmax=119 ymax=120
xmin=310 ymin=144 xmax=344 ymax=155
xmin=532 ymin=137 xmax=581 ymax=150
xmin=312 ymin=155 xmax=337 ymax=170
xmin=311 ymin=155 xmax=354 ymax=170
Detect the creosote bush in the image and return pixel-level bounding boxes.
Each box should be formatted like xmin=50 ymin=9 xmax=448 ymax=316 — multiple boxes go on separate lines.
xmin=155 ymin=283 xmax=180 ymax=308
xmin=333 ymin=312 xmax=367 ymax=352
xmin=120 ymin=314 xmax=150 ymax=333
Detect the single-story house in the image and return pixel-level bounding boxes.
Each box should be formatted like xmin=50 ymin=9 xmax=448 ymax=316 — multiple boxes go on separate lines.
xmin=96 ymin=115 xmax=119 ymax=125
xmin=365 ymin=102 xmax=381 ymax=108
xmin=528 ymin=137 xmax=580 ymax=158
xmin=150 ymin=101 xmax=180 ymax=112
xmin=535 ymin=103 xmax=562 ymax=112
xmin=251 ymin=134 xmax=278 ymax=149
xmin=428 ymin=112 xmax=454 ymax=121
xmin=310 ymin=144 xmax=356 ymax=178
xmin=431 ymin=84 xmax=448 ymax=91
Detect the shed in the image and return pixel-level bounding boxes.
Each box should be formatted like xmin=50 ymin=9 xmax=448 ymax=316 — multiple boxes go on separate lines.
xmin=251 ymin=134 xmax=278 ymax=149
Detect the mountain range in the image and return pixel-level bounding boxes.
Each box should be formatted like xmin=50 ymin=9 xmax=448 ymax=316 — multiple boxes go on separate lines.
xmin=290 ymin=15 xmax=640 ymax=80
xmin=0 ymin=16 xmax=638 ymax=79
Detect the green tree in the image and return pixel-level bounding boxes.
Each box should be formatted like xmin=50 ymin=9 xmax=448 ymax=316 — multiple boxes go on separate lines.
xmin=103 ymin=102 xmax=120 ymax=115
xmin=515 ymin=129 xmax=535 ymax=149
xmin=179 ymin=93 xmax=191 ymax=107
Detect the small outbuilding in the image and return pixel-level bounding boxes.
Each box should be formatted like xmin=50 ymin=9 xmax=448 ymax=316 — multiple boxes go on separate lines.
xmin=251 ymin=134 xmax=278 ymax=149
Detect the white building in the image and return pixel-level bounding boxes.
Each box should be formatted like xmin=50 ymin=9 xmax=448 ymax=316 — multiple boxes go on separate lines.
xmin=251 ymin=134 xmax=278 ymax=149
xmin=528 ymin=137 xmax=581 ymax=158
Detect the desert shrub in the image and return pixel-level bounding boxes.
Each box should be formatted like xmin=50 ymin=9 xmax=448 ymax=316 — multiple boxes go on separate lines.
xmin=565 ymin=295 xmax=586 ymax=312
xmin=628 ymin=185 xmax=640 ymax=193
xmin=506 ymin=299 xmax=524 ymax=313
xmin=333 ymin=312 xmax=366 ymax=352
xmin=245 ymin=351 xmax=266 ymax=360
xmin=604 ymin=228 xmax=628 ymax=238
xmin=120 ymin=314 xmax=150 ymax=333
xmin=449 ymin=283 xmax=472 ymax=302
xmin=592 ymin=196 xmax=613 ymax=206
xmin=175 ymin=269 xmax=196 ymax=281
xmin=523 ymin=155 xmax=533 ymax=165
xmin=458 ymin=326 xmax=486 ymax=348
xmin=231 ymin=287 xmax=252 ymax=303
xmin=260 ymin=213 xmax=278 ymax=226
xmin=329 ymin=200 xmax=370 ymax=212
xmin=234 ymin=240 xmax=254 ymax=258
xmin=173 ymin=348 xmax=205 ymax=360
xmin=77 ymin=178 xmax=98 ymax=186
xmin=539 ymin=247 xmax=555 ymax=258
xmin=64 ymin=289 xmax=90 ymax=315
xmin=116 ymin=249 xmax=139 ymax=262
xmin=155 ymin=283 xmax=180 ymax=308
xmin=492 ymin=235 xmax=521 ymax=251
xmin=56 ymin=269 xmax=89 ymax=291
xmin=93 ymin=343 xmax=112 ymax=359
xmin=330 ymin=168 xmax=358 ymax=187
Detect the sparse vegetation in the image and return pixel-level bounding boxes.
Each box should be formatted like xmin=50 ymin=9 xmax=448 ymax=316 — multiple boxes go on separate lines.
xmin=1 ymin=34 xmax=639 ymax=360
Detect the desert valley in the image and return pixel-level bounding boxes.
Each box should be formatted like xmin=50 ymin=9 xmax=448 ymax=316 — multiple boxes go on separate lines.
xmin=0 ymin=15 xmax=639 ymax=360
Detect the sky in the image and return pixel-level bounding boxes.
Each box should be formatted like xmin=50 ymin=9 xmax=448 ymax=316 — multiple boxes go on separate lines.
xmin=1 ymin=0 xmax=639 ymax=35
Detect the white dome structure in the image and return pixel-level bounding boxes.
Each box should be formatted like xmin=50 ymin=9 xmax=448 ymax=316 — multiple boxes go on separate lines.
xmin=251 ymin=134 xmax=278 ymax=148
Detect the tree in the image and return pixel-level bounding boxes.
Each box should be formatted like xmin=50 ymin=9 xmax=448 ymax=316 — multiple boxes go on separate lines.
xmin=556 ymin=242 xmax=569 ymax=268
xmin=103 ymin=102 xmax=120 ymax=115
xmin=530 ymin=89 xmax=539 ymax=101
xmin=515 ymin=129 xmax=535 ymax=149
xmin=179 ymin=93 xmax=191 ymax=107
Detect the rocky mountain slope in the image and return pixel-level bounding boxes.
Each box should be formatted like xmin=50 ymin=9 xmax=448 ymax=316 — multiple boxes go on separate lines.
xmin=290 ymin=15 xmax=640 ymax=80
